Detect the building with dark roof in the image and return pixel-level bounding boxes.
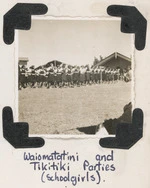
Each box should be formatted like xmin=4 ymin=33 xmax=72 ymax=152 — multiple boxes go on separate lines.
xmin=19 ymin=57 xmax=29 ymax=66
xmin=93 ymin=52 xmax=131 ymax=69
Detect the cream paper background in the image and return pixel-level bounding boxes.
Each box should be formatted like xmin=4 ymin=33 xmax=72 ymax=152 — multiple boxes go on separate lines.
xmin=0 ymin=0 xmax=150 ymax=187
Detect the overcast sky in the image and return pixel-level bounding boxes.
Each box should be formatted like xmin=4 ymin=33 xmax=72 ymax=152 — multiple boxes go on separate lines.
xmin=19 ymin=20 xmax=132 ymax=67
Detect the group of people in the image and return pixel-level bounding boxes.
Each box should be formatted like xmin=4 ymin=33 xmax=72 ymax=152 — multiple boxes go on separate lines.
xmin=19 ymin=63 xmax=131 ymax=89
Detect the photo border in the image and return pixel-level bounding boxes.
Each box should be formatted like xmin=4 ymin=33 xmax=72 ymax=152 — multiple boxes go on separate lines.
xmin=16 ymin=15 xmax=135 ymax=139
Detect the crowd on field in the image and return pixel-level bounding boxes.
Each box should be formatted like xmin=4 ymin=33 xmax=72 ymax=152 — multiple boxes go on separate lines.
xmin=19 ymin=63 xmax=131 ymax=89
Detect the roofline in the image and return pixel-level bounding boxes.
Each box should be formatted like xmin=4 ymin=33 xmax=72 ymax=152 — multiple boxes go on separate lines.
xmin=117 ymin=52 xmax=131 ymax=62
xmin=93 ymin=52 xmax=131 ymax=67
xmin=19 ymin=57 xmax=29 ymax=62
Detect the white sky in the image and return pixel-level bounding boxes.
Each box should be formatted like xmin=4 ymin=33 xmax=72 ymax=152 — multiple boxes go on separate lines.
xmin=19 ymin=20 xmax=132 ymax=67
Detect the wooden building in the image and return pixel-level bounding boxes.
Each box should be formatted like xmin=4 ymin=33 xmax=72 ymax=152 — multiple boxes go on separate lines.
xmin=18 ymin=57 xmax=29 ymax=66
xmin=93 ymin=52 xmax=131 ymax=69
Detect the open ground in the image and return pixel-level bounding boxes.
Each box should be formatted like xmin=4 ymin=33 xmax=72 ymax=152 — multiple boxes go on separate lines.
xmin=19 ymin=81 xmax=131 ymax=135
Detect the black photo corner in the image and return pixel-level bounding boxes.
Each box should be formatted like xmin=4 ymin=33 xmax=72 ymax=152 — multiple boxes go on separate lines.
xmin=100 ymin=108 xmax=144 ymax=149
xmin=107 ymin=5 xmax=147 ymax=51
xmin=99 ymin=5 xmax=146 ymax=149
xmin=3 ymin=3 xmax=48 ymax=148
xmin=2 ymin=3 xmax=146 ymax=149
xmin=3 ymin=3 xmax=48 ymax=44
xmin=3 ymin=106 xmax=45 ymax=148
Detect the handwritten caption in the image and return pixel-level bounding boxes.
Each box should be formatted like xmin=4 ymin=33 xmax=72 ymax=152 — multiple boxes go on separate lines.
xmin=24 ymin=150 xmax=115 ymax=186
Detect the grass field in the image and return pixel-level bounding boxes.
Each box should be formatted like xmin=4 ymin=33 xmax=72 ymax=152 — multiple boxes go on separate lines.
xmin=19 ymin=81 xmax=131 ymax=135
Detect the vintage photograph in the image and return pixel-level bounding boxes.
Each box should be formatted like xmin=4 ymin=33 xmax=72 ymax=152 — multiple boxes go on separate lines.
xmin=18 ymin=20 xmax=132 ymax=135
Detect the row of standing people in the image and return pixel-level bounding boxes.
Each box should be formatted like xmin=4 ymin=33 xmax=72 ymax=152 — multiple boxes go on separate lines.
xmin=19 ymin=64 xmax=131 ymax=89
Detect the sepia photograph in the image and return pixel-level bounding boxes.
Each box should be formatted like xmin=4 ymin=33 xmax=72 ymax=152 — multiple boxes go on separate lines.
xmin=18 ymin=19 xmax=132 ymax=135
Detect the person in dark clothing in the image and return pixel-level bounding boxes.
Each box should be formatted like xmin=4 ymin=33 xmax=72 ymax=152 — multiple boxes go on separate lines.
xmin=102 ymin=102 xmax=132 ymax=134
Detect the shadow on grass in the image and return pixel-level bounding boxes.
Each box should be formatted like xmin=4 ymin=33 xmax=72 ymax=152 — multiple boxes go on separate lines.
xmin=76 ymin=125 xmax=100 ymax=134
